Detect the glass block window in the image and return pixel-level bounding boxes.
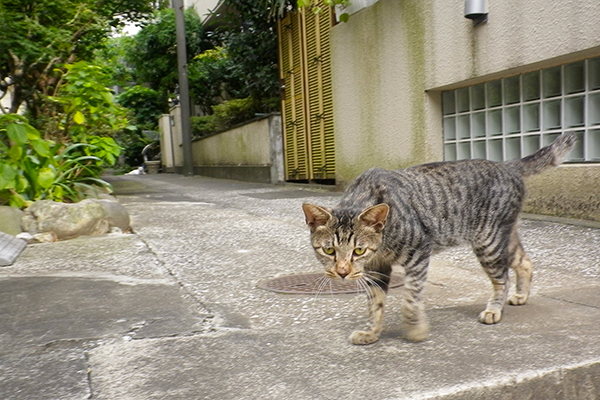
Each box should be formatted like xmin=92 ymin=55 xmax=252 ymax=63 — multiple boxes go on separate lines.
xmin=442 ymin=57 xmax=600 ymax=162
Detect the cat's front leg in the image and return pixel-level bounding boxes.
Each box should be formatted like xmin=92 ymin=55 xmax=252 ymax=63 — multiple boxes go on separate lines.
xmin=401 ymin=257 xmax=430 ymax=342
xmin=350 ymin=284 xmax=386 ymax=345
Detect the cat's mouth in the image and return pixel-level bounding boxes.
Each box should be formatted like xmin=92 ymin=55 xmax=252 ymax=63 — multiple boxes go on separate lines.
xmin=325 ymin=269 xmax=363 ymax=281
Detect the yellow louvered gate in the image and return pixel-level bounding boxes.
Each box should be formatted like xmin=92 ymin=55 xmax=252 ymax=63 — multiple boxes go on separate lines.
xmin=278 ymin=12 xmax=309 ymax=180
xmin=278 ymin=5 xmax=335 ymax=182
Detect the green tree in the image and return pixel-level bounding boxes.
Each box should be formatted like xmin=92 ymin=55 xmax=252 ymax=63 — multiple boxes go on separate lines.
xmin=93 ymin=35 xmax=136 ymax=90
xmin=188 ymin=47 xmax=239 ymax=115
xmin=214 ymin=0 xmax=280 ymax=111
xmin=42 ymin=61 xmax=130 ymax=143
xmin=0 ymin=0 xmax=164 ymax=116
xmin=117 ymin=85 xmax=165 ymax=131
xmin=124 ymin=7 xmax=211 ymax=106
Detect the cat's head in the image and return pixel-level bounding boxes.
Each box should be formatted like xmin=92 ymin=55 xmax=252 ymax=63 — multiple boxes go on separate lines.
xmin=302 ymin=203 xmax=389 ymax=280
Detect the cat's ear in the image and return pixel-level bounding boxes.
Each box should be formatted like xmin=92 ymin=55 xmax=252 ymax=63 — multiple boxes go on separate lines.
xmin=358 ymin=203 xmax=389 ymax=232
xmin=302 ymin=203 xmax=332 ymax=232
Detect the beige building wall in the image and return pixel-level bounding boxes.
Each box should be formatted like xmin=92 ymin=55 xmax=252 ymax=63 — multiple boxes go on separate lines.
xmin=330 ymin=0 xmax=600 ymax=220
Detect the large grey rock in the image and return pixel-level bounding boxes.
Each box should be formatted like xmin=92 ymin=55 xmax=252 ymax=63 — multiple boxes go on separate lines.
xmin=0 ymin=206 xmax=24 ymax=235
xmin=21 ymin=199 xmax=130 ymax=241
xmin=96 ymin=199 xmax=130 ymax=231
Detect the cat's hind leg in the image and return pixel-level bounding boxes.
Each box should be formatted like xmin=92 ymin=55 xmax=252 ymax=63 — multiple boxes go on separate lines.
xmin=473 ymin=227 xmax=512 ymax=324
xmin=507 ymin=227 xmax=533 ymax=306
xmin=350 ymin=282 xmax=387 ymax=345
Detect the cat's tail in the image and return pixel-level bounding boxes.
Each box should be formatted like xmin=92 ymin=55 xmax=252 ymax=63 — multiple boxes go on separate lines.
xmin=505 ymin=132 xmax=576 ymax=177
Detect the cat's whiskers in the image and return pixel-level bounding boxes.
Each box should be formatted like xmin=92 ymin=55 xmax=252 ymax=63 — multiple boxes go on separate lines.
xmin=314 ymin=274 xmax=332 ymax=300
xmin=355 ymin=277 xmax=373 ymax=299
xmin=362 ymin=275 xmax=385 ymax=297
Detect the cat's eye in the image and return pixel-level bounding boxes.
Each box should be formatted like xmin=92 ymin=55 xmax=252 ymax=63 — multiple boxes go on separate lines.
xmin=353 ymin=247 xmax=366 ymax=256
xmin=322 ymin=247 xmax=335 ymax=255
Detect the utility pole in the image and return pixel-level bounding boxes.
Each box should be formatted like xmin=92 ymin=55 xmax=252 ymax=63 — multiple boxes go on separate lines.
xmin=172 ymin=0 xmax=194 ymax=176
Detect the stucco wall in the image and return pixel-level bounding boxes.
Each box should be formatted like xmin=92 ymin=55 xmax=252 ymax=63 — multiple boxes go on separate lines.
xmin=330 ymin=0 xmax=600 ymax=220
xmin=169 ymin=106 xmax=184 ymax=169
xmin=189 ymin=114 xmax=284 ymax=184
xmin=192 ymin=117 xmax=271 ymax=166
xmin=331 ymin=0 xmax=441 ymax=184
xmin=524 ymin=165 xmax=600 ymax=221
xmin=158 ymin=114 xmax=175 ymax=170
xmin=426 ymin=1 xmax=600 ymax=90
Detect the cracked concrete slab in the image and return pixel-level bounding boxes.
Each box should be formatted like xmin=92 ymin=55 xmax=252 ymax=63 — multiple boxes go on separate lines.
xmin=0 ymin=232 xmax=210 ymax=400
xmin=0 ymin=276 xmax=209 ymax=347
xmin=0 ymin=275 xmax=209 ymax=399
xmin=88 ymin=287 xmax=600 ymax=400
xmin=2 ymin=174 xmax=600 ymax=399
xmin=0 ymin=344 xmax=91 ymax=400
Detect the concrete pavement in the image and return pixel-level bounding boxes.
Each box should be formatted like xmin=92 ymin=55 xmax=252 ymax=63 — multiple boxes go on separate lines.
xmin=1 ymin=173 xmax=600 ymax=399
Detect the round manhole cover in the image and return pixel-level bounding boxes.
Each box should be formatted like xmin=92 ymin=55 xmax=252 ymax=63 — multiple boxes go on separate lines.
xmin=257 ymin=272 xmax=404 ymax=295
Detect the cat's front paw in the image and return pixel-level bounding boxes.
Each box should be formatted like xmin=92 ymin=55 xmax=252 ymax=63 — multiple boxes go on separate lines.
xmin=508 ymin=294 xmax=528 ymax=305
xmin=350 ymin=330 xmax=379 ymax=345
xmin=403 ymin=322 xmax=429 ymax=342
xmin=478 ymin=309 xmax=502 ymax=324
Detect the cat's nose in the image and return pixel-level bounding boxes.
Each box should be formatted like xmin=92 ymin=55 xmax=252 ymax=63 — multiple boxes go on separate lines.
xmin=336 ymin=264 xmax=350 ymax=279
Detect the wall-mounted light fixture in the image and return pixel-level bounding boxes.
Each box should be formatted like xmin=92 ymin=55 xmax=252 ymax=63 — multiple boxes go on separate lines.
xmin=464 ymin=0 xmax=488 ymax=26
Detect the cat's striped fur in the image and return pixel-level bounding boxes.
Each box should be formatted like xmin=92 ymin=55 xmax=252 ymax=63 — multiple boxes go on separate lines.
xmin=303 ymin=132 xmax=575 ymax=345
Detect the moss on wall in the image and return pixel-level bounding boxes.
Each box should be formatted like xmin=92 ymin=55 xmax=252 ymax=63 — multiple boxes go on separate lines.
xmin=329 ymin=0 xmax=600 ymax=223
xmin=191 ymin=116 xmax=271 ymax=166
xmin=400 ymin=0 xmax=428 ymax=166
xmin=332 ymin=0 xmax=438 ymax=188
xmin=524 ymin=166 xmax=600 ymax=222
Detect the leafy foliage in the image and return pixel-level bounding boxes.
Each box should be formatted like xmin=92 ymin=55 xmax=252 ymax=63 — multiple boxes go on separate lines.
xmin=115 ymin=128 xmax=154 ymax=169
xmin=214 ymin=0 xmax=280 ymax=110
xmin=93 ymin=36 xmax=136 ymax=89
xmin=124 ymin=7 xmax=211 ymax=107
xmin=0 ymin=0 xmax=165 ymax=115
xmin=0 ymin=0 xmax=170 ymax=206
xmin=117 ymin=85 xmax=165 ymax=131
xmin=190 ymin=115 xmax=218 ymax=138
xmin=188 ymin=47 xmax=237 ymax=115
xmin=190 ymin=97 xmax=257 ymax=138
xmin=0 ymin=114 xmax=120 ymax=208
xmin=116 ymin=2 xmax=280 ymax=135
xmin=38 ymin=61 xmax=130 ymax=143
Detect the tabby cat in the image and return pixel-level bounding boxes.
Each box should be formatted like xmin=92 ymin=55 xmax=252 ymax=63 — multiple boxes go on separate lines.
xmin=302 ymin=132 xmax=575 ymax=345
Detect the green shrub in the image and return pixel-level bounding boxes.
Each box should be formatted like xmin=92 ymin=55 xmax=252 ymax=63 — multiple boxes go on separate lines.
xmin=117 ymin=85 xmax=166 ymax=131
xmin=212 ymin=97 xmax=256 ymax=128
xmin=190 ymin=115 xmax=219 ymax=139
xmin=191 ymin=97 xmax=258 ymax=139
xmin=43 ymin=62 xmax=130 ymax=143
xmin=0 ymin=114 xmax=119 ymax=208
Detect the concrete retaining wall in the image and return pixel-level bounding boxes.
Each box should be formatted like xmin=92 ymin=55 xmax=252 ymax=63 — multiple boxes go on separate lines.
xmin=160 ymin=111 xmax=284 ymax=184
xmin=191 ymin=113 xmax=283 ymax=184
